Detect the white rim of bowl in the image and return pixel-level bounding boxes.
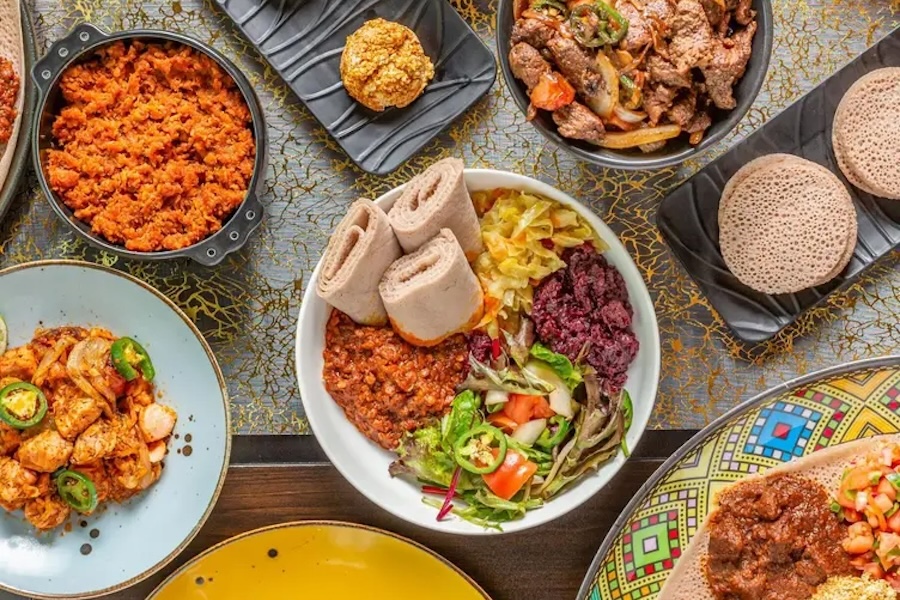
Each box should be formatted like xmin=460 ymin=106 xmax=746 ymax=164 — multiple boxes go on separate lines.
xmin=296 ymin=169 xmax=661 ymax=535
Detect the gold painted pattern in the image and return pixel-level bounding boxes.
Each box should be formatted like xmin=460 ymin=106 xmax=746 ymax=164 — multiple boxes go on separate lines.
xmin=0 ymin=0 xmax=897 ymax=434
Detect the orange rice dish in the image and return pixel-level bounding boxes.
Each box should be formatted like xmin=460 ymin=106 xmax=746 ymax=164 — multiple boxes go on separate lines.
xmin=45 ymin=41 xmax=256 ymax=252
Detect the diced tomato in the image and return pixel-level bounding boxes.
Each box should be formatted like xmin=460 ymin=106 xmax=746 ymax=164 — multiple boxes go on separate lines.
xmin=863 ymin=562 xmax=886 ymax=580
xmin=875 ymin=493 xmax=895 ymax=514
xmin=487 ymin=414 xmax=519 ymax=434
xmin=504 ymin=395 xmax=540 ymax=424
xmin=482 ymin=450 xmax=539 ymax=501
xmin=530 ymin=72 xmax=575 ymax=112
xmin=844 ymin=466 xmax=876 ymax=491
xmin=844 ymin=508 xmax=862 ymax=523
xmin=888 ymin=510 xmax=900 ymax=533
xmin=531 ymin=396 xmax=555 ymax=419
xmin=879 ymin=477 xmax=898 ymax=501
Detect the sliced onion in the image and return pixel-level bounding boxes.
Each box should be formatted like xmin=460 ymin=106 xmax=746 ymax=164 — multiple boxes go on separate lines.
xmin=437 ymin=466 xmax=461 ymax=521
xmin=33 ymin=337 xmax=76 ymax=386
xmin=485 ymin=390 xmax=510 ymax=407
xmin=596 ymin=125 xmax=682 ymax=149
xmin=67 ymin=339 xmax=115 ymax=416
xmin=586 ymin=54 xmax=619 ymax=118
xmin=512 ymin=419 xmax=548 ymax=446
xmin=613 ymin=105 xmax=648 ymax=124
xmin=524 ymin=361 xmax=575 ymax=418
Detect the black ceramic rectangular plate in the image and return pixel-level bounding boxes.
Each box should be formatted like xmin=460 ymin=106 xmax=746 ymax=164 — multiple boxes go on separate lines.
xmin=657 ymin=28 xmax=900 ymax=345
xmin=216 ymin=0 xmax=496 ymax=175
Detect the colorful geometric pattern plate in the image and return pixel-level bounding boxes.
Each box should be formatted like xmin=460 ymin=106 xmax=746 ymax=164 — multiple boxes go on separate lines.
xmin=578 ymin=355 xmax=900 ymax=600
xmin=148 ymin=521 xmax=491 ymax=599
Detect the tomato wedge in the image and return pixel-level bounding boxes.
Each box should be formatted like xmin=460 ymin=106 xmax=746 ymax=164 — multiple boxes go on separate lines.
xmin=482 ymin=449 xmax=538 ymax=501
xmin=530 ymin=72 xmax=575 ymax=112
xmin=487 ymin=413 xmax=519 ymax=434
xmin=503 ymin=394 xmax=555 ymax=424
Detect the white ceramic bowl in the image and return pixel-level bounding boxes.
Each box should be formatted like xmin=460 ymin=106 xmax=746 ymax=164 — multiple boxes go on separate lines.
xmin=0 ymin=261 xmax=230 ymax=598
xmin=296 ymin=170 xmax=660 ymax=535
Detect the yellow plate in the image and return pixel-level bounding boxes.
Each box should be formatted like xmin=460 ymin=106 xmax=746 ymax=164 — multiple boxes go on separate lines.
xmin=149 ymin=521 xmax=491 ymax=599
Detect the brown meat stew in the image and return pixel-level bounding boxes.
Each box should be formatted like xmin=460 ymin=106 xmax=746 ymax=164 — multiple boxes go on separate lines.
xmin=705 ymin=473 xmax=854 ymax=600
xmin=509 ymin=0 xmax=757 ymax=151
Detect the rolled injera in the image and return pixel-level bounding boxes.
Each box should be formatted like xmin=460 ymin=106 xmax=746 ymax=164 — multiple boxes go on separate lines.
xmin=379 ymin=229 xmax=484 ymax=346
xmin=387 ymin=157 xmax=484 ymax=260
xmin=0 ymin=0 xmax=24 ymax=189
xmin=316 ymin=198 xmax=402 ymax=325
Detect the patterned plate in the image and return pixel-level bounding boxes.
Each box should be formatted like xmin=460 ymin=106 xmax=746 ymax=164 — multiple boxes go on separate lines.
xmin=578 ymin=355 xmax=900 ymax=600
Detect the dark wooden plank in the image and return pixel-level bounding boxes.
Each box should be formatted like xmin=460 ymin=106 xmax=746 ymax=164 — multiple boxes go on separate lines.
xmin=230 ymin=430 xmax=698 ymax=465
xmin=83 ymin=461 xmax=663 ymax=599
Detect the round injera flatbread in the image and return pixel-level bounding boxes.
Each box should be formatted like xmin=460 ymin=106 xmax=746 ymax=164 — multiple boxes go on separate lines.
xmin=832 ymin=67 xmax=900 ymax=200
xmin=718 ymin=156 xmax=856 ymax=295
xmin=0 ymin=0 xmax=24 ymax=190
xmin=718 ymin=154 xmax=796 ymax=231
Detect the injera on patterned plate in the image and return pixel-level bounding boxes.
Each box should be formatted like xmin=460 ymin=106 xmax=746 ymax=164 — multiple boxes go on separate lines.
xmin=658 ymin=434 xmax=900 ymax=600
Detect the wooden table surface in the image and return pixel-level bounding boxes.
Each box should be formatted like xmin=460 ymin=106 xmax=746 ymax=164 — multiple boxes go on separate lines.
xmin=114 ymin=460 xmax=660 ymax=600
xmin=0 ymin=433 xmax=689 ymax=600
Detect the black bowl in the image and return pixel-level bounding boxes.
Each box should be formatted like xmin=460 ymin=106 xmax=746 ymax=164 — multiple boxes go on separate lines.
xmin=30 ymin=24 xmax=268 ymax=266
xmin=496 ymin=0 xmax=773 ymax=171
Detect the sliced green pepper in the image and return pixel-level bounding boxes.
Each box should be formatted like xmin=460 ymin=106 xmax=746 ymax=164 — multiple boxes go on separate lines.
xmin=536 ymin=415 xmax=571 ymax=449
xmin=111 ymin=337 xmax=155 ymax=382
xmin=453 ymin=424 xmax=508 ymax=475
xmin=55 ymin=469 xmax=99 ymax=514
xmin=569 ymin=1 xmax=629 ymax=48
xmin=0 ymin=382 xmax=48 ymax=429
xmin=531 ymin=0 xmax=567 ymax=12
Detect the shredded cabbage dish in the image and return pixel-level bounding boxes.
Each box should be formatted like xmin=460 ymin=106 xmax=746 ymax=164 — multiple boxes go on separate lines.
xmin=472 ymin=188 xmax=605 ymax=337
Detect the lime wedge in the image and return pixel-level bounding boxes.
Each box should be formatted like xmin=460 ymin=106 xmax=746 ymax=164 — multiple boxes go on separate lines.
xmin=0 ymin=315 xmax=6 ymax=355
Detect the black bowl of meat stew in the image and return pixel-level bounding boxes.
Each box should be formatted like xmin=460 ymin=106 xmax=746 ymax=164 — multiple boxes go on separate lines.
xmin=497 ymin=0 xmax=773 ymax=170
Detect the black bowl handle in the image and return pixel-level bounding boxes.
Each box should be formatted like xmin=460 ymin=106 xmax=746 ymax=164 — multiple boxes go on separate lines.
xmin=183 ymin=192 xmax=265 ymax=267
xmin=31 ymin=23 xmax=108 ymax=96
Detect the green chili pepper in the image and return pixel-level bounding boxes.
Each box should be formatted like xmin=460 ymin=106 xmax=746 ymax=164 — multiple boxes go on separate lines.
xmin=110 ymin=337 xmax=155 ymax=382
xmin=536 ymin=415 xmax=571 ymax=449
xmin=453 ymin=424 xmax=508 ymax=475
xmin=569 ymin=1 xmax=629 ymax=48
xmin=531 ymin=0 xmax=568 ymax=12
xmin=829 ymin=500 xmax=841 ymax=514
xmin=0 ymin=382 xmax=48 ymax=429
xmin=55 ymin=470 xmax=99 ymax=514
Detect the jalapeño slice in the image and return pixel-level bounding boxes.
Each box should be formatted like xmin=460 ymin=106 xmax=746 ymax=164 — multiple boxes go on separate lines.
xmin=0 ymin=382 xmax=48 ymax=429
xmin=55 ymin=470 xmax=99 ymax=514
xmin=110 ymin=337 xmax=155 ymax=382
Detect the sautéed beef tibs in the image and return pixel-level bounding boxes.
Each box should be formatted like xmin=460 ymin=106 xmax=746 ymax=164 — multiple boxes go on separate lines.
xmin=317 ymin=160 xmax=641 ymax=528
xmin=509 ymin=0 xmax=758 ymax=150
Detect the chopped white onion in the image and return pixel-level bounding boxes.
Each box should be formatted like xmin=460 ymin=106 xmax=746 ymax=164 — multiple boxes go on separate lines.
xmin=512 ymin=419 xmax=547 ymax=446
xmin=485 ymin=390 xmax=510 ymax=407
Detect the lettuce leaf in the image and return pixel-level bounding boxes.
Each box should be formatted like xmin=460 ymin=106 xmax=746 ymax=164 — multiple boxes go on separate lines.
xmin=529 ymin=342 xmax=583 ymax=391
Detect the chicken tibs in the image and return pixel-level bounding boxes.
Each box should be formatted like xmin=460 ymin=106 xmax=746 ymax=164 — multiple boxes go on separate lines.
xmin=16 ymin=430 xmax=74 ymax=473
xmin=508 ymin=0 xmax=758 ymax=149
xmin=0 ymin=326 xmax=177 ymax=531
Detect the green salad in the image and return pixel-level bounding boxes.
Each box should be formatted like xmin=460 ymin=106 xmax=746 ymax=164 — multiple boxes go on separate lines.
xmin=389 ymin=342 xmax=632 ymax=529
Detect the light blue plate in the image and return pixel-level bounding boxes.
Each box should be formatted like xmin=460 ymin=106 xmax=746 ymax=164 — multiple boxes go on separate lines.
xmin=0 ymin=261 xmax=231 ymax=598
